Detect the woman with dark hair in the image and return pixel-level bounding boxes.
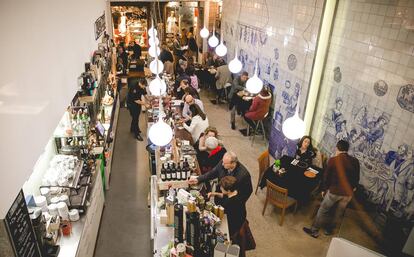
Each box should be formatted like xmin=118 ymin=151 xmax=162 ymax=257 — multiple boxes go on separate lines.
xmin=183 ymin=104 xmax=209 ymax=143
xmin=208 ymin=176 xmax=253 ymax=257
xmin=295 ymin=135 xmax=317 ymax=166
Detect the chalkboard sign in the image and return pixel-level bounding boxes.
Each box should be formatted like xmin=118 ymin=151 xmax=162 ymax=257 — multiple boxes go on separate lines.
xmin=5 ymin=190 xmax=42 ymax=257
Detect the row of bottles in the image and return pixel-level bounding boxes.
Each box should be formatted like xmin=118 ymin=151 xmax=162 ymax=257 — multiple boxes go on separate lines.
xmin=71 ymin=108 xmax=90 ymax=136
xmin=174 ymin=205 xmax=217 ymax=257
xmin=160 ymin=159 xmax=191 ymax=182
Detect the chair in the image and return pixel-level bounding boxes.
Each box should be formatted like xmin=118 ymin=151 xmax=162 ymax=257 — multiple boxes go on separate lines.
xmin=262 ymin=180 xmax=298 ymax=226
xmin=255 ymin=150 xmax=270 ymax=194
xmin=250 ymin=112 xmax=268 ymax=145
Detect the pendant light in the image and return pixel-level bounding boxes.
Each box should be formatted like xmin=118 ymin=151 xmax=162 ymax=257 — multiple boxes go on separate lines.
xmin=246 ymin=60 xmax=263 ymax=94
xmin=208 ymin=26 xmax=219 ymax=48
xmin=148 ymin=119 xmax=173 ymax=146
xmin=148 ymin=36 xmax=160 ymax=46
xmin=148 ymin=46 xmax=161 ymax=57
xmin=200 ymin=26 xmax=209 ymax=38
xmin=148 ymin=25 xmax=158 ymax=38
xmin=149 ymin=76 xmax=167 ymax=96
xmin=282 ymin=110 xmax=305 ymax=140
xmin=215 ymin=32 xmax=227 ymax=56
xmin=228 ymin=47 xmax=242 ymax=73
xmin=149 ymin=59 xmax=164 ymax=75
xmin=147 ymin=4 xmax=173 ymax=147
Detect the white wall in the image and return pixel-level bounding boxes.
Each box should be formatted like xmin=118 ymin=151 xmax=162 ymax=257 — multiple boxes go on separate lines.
xmin=0 ymin=0 xmax=107 ymax=218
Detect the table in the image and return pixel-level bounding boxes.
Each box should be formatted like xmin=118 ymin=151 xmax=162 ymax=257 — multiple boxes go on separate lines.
xmin=259 ymin=155 xmax=322 ymax=202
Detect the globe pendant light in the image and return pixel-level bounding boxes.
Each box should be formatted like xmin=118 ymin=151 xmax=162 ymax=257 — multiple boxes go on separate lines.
xmin=200 ymin=26 xmax=209 ymax=38
xmin=215 ymin=33 xmax=227 ymax=56
xmin=246 ymin=61 xmax=263 ymax=94
xmin=149 ymin=76 xmax=166 ymax=96
xmin=208 ymin=27 xmax=219 ymax=48
xmin=228 ymin=48 xmax=242 ymax=73
xmin=282 ymin=110 xmax=306 ymax=140
xmin=148 ymin=119 xmax=173 ymax=146
xmin=148 ymin=46 xmax=161 ymax=57
xmin=148 ymin=26 xmax=158 ymax=38
xmin=148 ymin=36 xmax=160 ymax=46
xmin=150 ymin=59 xmax=164 ymax=74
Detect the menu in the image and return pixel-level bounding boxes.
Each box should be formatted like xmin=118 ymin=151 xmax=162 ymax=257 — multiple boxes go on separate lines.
xmin=4 ymin=190 xmax=42 ymax=257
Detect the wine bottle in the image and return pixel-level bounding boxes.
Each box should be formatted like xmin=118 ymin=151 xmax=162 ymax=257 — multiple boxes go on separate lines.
xmin=171 ymin=162 xmax=177 ymax=181
xmin=176 ymin=162 xmax=182 ymax=180
xmin=174 ymin=203 xmax=184 ymax=243
xmin=181 ymin=162 xmax=186 ymax=181
xmin=161 ymin=163 xmax=166 ymax=181
xmin=166 ymin=163 xmax=172 ymax=181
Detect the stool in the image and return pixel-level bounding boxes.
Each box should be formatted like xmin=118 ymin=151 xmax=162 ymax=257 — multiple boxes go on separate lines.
xmin=250 ymin=113 xmax=268 ymax=145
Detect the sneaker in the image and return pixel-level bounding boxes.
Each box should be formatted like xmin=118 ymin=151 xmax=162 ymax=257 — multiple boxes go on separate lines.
xmin=303 ymin=227 xmax=319 ymax=238
xmin=136 ymin=135 xmax=143 ymax=141
xmin=231 ymin=122 xmax=236 ymax=130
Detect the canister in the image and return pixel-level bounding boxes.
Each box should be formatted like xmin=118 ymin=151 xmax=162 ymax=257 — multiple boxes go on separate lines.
xmin=48 ymin=204 xmax=59 ymax=216
xmin=69 ymin=209 xmax=80 ymax=222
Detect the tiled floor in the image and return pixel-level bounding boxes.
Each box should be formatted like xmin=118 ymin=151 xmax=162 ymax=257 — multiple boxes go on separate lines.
xmin=94 ymin=89 xmax=383 ymax=257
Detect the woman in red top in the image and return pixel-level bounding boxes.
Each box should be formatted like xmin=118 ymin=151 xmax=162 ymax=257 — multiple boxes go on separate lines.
xmin=243 ymin=87 xmax=272 ymax=130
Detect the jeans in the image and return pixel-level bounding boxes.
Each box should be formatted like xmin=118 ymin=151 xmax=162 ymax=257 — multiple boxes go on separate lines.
xmin=311 ymin=191 xmax=352 ymax=232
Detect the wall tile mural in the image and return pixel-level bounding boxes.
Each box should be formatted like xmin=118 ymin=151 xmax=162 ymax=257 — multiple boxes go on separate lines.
xmin=311 ymin=0 xmax=414 ymax=220
xmin=221 ymin=0 xmax=324 ymax=159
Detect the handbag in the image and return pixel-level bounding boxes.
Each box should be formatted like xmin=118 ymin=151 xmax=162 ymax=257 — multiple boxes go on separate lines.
xmin=232 ymin=219 xmax=256 ymax=252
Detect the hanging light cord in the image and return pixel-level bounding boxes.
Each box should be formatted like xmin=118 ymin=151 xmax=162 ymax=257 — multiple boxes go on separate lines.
xmin=297 ymin=0 xmax=318 ymax=111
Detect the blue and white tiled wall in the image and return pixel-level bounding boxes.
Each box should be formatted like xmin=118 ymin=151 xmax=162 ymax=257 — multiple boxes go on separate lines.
xmin=311 ymin=0 xmax=414 ymax=219
xmin=221 ymin=0 xmax=324 ymax=157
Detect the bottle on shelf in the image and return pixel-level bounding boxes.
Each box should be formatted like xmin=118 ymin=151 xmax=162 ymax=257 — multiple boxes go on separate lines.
xmin=176 ymin=162 xmax=182 ymax=181
xmin=171 ymin=162 xmax=177 ymax=181
xmin=166 ymin=163 xmax=172 ymax=181
xmin=161 ymin=163 xmax=167 ymax=181
xmin=180 ymin=162 xmax=186 ymax=181
xmin=174 ymin=203 xmax=184 ymax=243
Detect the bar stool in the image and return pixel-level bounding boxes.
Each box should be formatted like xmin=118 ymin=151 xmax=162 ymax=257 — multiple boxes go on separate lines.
xmin=250 ymin=112 xmax=268 ymax=145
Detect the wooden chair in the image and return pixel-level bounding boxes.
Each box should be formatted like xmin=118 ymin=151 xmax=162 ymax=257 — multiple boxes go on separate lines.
xmin=255 ymin=150 xmax=270 ymax=194
xmin=262 ymin=180 xmax=298 ymax=226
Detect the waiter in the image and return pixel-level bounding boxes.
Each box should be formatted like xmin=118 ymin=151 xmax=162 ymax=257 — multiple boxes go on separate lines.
xmin=127 ymin=78 xmax=148 ymax=141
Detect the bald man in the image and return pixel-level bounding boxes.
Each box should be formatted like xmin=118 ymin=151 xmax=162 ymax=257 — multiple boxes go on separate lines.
xmin=189 ymin=151 xmax=253 ymax=203
xmin=182 ymin=94 xmax=204 ymax=120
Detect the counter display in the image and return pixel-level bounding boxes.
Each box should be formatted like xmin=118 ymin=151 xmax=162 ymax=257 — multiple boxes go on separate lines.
xmin=10 ymin=34 xmax=120 ymax=257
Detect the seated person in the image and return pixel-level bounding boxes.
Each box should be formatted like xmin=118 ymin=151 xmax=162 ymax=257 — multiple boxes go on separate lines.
xmin=215 ymin=59 xmax=232 ymax=103
xmin=182 ymin=94 xmax=204 ymax=120
xmin=295 ymin=136 xmax=317 ymax=167
xmin=208 ymin=176 xmax=247 ymax=240
xmin=229 ymin=72 xmax=249 ymax=129
xmin=183 ymin=104 xmax=209 ymax=143
xmin=176 ymin=79 xmax=199 ymax=100
xmin=197 ymin=126 xmax=219 ymax=153
xmin=243 ymin=87 xmax=272 ymax=130
xmin=174 ymin=67 xmax=190 ymax=93
xmin=199 ymin=137 xmax=227 ymax=174
xmin=186 ymin=65 xmax=200 ymax=92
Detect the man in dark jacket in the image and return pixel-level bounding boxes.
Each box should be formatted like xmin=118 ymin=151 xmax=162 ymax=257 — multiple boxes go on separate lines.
xmin=189 ymin=151 xmax=253 ymax=204
xmin=229 ymin=72 xmax=248 ymax=130
xmin=303 ymin=140 xmax=360 ymax=238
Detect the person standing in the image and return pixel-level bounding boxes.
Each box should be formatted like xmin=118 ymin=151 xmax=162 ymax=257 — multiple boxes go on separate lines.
xmin=303 ymin=140 xmax=360 ymax=238
xmin=127 ymin=79 xmax=149 ymax=141
xmin=189 ymin=151 xmax=253 ymax=204
xmin=229 ymin=72 xmax=248 ymax=130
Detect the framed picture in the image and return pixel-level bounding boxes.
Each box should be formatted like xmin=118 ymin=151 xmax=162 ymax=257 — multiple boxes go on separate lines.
xmin=95 ymin=13 xmax=106 ymax=40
